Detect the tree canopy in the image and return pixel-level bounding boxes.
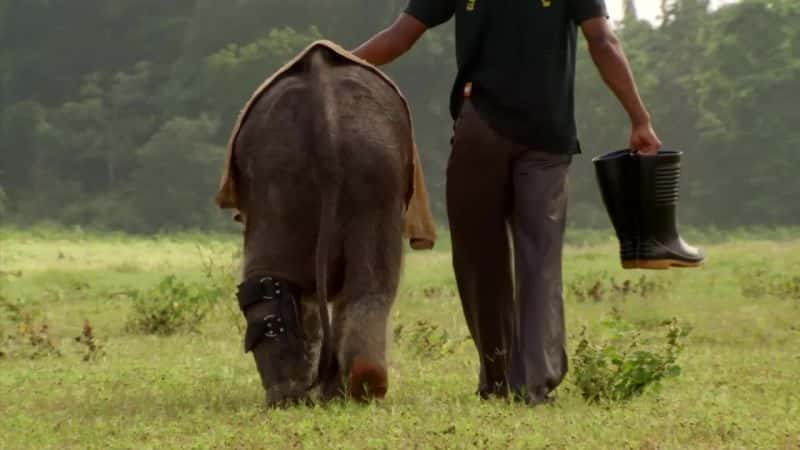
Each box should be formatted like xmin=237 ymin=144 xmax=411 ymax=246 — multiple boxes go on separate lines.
xmin=0 ymin=0 xmax=797 ymax=231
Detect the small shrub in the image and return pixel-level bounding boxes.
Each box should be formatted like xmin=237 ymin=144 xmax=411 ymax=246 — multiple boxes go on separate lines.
xmin=196 ymin=244 xmax=241 ymax=332
xmin=125 ymin=275 xmax=219 ymax=335
xmin=0 ymin=294 xmax=28 ymax=323
xmin=0 ymin=297 xmax=61 ymax=359
xmin=568 ymin=272 xmax=669 ymax=303
xmin=420 ymin=285 xmax=458 ymax=300
xmin=740 ymin=269 xmax=800 ymax=301
xmin=0 ymin=249 xmax=61 ymax=359
xmin=1 ymin=322 xmax=61 ymax=359
xmin=569 ymin=276 xmax=605 ymax=302
xmin=611 ymin=276 xmax=665 ymax=298
xmin=572 ymin=316 xmax=689 ymax=403
xmin=772 ymin=275 xmax=800 ymax=300
xmin=740 ymin=269 xmax=772 ymax=298
xmin=196 ymin=244 xmax=239 ymax=293
xmin=74 ymin=320 xmax=105 ymax=362
xmin=394 ymin=320 xmax=468 ymax=360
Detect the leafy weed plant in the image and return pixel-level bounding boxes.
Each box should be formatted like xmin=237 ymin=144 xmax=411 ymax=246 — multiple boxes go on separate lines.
xmin=394 ymin=320 xmax=468 ymax=360
xmin=125 ymin=275 xmax=220 ymax=335
xmin=740 ymin=269 xmax=800 ymax=301
xmin=0 ymin=296 xmax=61 ymax=359
xmin=74 ymin=320 xmax=105 ymax=362
xmin=568 ymin=272 xmax=669 ymax=303
xmin=196 ymin=244 xmax=242 ymax=332
xmin=572 ymin=315 xmax=690 ymax=403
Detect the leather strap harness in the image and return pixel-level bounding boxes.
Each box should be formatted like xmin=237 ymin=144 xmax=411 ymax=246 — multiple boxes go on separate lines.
xmin=237 ymin=276 xmax=304 ymax=354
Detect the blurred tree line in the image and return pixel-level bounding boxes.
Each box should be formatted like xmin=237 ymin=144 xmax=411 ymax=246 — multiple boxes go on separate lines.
xmin=0 ymin=0 xmax=797 ymax=232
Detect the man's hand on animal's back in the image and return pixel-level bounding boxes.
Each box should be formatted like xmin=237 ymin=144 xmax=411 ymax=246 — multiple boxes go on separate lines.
xmin=352 ymin=14 xmax=427 ymax=66
xmin=580 ymin=17 xmax=662 ymax=154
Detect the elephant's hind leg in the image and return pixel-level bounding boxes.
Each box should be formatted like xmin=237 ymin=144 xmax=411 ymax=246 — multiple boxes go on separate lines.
xmin=334 ymin=203 xmax=404 ymax=402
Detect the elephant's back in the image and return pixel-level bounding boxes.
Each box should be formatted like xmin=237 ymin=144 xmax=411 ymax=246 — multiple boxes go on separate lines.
xmin=236 ymin=50 xmax=413 ymax=207
xmin=234 ymin=48 xmax=412 ymax=291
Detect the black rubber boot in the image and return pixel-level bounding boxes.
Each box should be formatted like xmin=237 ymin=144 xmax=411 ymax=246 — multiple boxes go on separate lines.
xmin=634 ymin=150 xmax=704 ymax=269
xmin=593 ymin=150 xmax=638 ymax=264
xmin=594 ymin=149 xmax=705 ymax=270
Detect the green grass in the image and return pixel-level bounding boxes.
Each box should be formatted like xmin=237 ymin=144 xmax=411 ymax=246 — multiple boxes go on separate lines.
xmin=1 ymin=229 xmax=799 ymax=449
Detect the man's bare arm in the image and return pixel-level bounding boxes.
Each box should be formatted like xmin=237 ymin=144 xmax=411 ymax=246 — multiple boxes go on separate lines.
xmin=581 ymin=17 xmax=662 ymax=153
xmin=352 ymin=14 xmax=428 ymax=66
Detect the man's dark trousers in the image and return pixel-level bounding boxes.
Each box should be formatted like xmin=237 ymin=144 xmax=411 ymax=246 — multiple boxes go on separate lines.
xmin=447 ymin=99 xmax=571 ymax=403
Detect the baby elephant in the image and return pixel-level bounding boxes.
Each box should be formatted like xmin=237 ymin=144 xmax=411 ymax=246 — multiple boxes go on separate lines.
xmin=229 ymin=44 xmax=412 ymax=407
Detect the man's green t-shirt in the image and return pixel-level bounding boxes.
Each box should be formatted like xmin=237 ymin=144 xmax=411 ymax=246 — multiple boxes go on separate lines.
xmin=405 ymin=0 xmax=607 ymax=154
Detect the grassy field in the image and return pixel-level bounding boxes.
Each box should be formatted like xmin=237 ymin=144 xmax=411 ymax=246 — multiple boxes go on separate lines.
xmin=1 ymin=229 xmax=799 ymax=449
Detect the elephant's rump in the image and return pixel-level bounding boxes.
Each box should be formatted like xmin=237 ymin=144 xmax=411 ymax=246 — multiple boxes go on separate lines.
xmin=215 ymin=40 xmax=437 ymax=250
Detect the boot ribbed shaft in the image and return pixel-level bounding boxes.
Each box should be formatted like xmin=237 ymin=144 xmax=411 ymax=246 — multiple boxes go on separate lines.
xmin=654 ymin=162 xmax=680 ymax=206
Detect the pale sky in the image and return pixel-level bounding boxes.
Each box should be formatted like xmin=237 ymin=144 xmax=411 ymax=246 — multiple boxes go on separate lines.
xmin=605 ymin=0 xmax=739 ymax=24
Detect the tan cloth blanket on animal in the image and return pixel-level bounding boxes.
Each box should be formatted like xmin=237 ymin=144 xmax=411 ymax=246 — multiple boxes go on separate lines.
xmin=215 ymin=40 xmax=437 ymax=250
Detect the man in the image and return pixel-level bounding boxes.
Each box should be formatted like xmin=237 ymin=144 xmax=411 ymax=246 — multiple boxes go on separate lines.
xmin=353 ymin=0 xmax=661 ymax=405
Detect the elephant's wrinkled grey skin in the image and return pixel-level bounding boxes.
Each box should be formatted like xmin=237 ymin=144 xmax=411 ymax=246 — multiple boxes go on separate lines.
xmin=233 ymin=46 xmax=410 ymax=407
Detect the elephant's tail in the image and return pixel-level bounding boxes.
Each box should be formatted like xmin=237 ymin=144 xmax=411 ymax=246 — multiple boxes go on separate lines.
xmin=309 ymin=46 xmax=340 ymax=387
xmin=314 ymin=180 xmax=338 ymax=386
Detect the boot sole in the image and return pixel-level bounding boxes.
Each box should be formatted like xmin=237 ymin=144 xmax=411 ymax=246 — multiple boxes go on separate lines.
xmin=623 ymin=259 xmax=703 ymax=270
xmin=348 ymin=358 xmax=388 ymax=402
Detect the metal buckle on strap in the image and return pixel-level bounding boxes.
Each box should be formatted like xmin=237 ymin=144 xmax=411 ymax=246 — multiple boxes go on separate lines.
xmin=463 ymin=82 xmax=473 ymax=98
xmin=262 ymin=314 xmax=286 ymax=339
xmin=259 ymin=276 xmax=282 ymax=301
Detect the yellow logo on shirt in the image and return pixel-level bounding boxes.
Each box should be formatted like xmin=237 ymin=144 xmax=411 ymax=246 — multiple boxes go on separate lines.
xmin=467 ymin=0 xmax=477 ymax=11
xmin=541 ymin=0 xmax=552 ymax=7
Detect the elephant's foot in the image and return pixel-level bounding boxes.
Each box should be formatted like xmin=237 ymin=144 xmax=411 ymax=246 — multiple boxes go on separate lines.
xmin=319 ymin=380 xmax=345 ymax=403
xmin=265 ymin=383 xmax=312 ymax=408
xmin=348 ymin=358 xmax=387 ymax=402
